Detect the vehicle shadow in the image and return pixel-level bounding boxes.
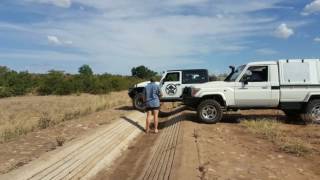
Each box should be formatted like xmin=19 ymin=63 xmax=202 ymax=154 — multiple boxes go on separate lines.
xmin=181 ymin=111 xmax=306 ymax=125
xmin=121 ymin=116 xmax=145 ymax=132
xmin=121 ymin=110 xmax=307 ymax=133
xmin=159 ymin=106 xmax=188 ymax=117
xmin=116 ymin=106 xmax=136 ymax=111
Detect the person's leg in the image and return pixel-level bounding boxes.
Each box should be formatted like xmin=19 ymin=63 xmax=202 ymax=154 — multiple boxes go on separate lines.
xmin=153 ymin=109 xmax=159 ymax=133
xmin=146 ymin=110 xmax=151 ymax=133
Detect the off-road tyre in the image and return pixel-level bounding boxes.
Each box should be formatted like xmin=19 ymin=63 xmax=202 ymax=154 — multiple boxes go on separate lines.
xmin=301 ymin=99 xmax=320 ymax=124
xmin=133 ymin=93 xmax=145 ymax=111
xmin=197 ymin=99 xmax=223 ymax=124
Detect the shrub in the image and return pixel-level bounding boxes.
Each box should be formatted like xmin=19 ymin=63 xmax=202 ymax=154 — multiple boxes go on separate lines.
xmin=0 ymin=65 xmax=146 ymax=98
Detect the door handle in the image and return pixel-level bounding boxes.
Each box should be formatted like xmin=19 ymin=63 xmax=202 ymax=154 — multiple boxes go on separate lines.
xmin=261 ymin=86 xmax=269 ymax=89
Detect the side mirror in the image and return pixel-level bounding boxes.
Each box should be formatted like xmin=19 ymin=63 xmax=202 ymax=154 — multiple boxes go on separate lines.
xmin=242 ymin=70 xmax=252 ymax=85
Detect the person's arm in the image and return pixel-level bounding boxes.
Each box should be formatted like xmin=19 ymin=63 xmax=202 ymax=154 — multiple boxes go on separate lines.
xmin=142 ymin=87 xmax=146 ymax=103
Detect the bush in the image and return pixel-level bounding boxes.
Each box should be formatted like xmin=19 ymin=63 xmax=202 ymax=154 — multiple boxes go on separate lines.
xmin=0 ymin=65 xmax=145 ymax=98
xmin=0 ymin=87 xmax=13 ymax=98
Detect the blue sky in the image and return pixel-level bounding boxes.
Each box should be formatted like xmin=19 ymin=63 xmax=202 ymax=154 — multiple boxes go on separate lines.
xmin=0 ymin=0 xmax=320 ymax=75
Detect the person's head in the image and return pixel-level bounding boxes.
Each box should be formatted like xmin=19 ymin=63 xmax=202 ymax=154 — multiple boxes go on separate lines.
xmin=150 ymin=77 xmax=155 ymax=83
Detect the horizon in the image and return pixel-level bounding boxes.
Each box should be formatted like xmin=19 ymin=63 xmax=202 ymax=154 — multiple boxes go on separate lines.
xmin=1 ymin=0 xmax=320 ymax=75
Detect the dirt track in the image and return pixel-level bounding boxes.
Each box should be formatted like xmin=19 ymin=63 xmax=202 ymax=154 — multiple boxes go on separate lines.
xmin=95 ymin=110 xmax=320 ymax=180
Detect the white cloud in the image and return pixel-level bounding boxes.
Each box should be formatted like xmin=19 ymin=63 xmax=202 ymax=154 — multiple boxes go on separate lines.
xmin=302 ymin=0 xmax=320 ymax=15
xmin=47 ymin=35 xmax=72 ymax=45
xmin=47 ymin=35 xmax=61 ymax=44
xmin=314 ymin=37 xmax=320 ymax=42
xmin=256 ymin=48 xmax=278 ymax=55
xmin=4 ymin=0 xmax=308 ymax=74
xmin=274 ymin=23 xmax=294 ymax=39
xmin=29 ymin=0 xmax=72 ymax=8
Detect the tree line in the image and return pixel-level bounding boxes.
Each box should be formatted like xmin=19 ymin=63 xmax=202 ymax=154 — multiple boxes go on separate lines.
xmin=0 ymin=65 xmax=157 ymax=98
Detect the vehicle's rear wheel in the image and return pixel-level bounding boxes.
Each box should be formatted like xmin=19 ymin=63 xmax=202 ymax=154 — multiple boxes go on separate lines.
xmin=302 ymin=99 xmax=320 ymax=124
xmin=133 ymin=93 xmax=145 ymax=111
xmin=197 ymin=99 xmax=223 ymax=124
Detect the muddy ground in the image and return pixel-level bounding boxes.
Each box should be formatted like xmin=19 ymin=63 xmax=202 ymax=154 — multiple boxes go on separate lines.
xmin=94 ymin=110 xmax=320 ymax=180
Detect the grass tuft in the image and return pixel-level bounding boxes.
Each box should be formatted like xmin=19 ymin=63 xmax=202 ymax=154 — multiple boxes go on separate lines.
xmin=241 ymin=120 xmax=281 ymax=142
xmin=241 ymin=119 xmax=312 ymax=156
xmin=279 ymin=137 xmax=311 ymax=156
xmin=56 ymin=136 xmax=66 ymax=146
xmin=38 ymin=113 xmax=52 ymax=129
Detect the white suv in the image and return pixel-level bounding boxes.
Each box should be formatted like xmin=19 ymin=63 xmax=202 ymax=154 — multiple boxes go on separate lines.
xmin=128 ymin=69 xmax=209 ymax=110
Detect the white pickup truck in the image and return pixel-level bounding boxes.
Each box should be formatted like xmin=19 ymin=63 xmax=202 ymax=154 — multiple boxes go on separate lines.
xmin=128 ymin=69 xmax=209 ymax=110
xmin=183 ymin=59 xmax=320 ymax=124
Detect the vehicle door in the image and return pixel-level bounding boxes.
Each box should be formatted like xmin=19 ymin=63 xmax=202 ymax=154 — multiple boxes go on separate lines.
xmin=160 ymin=71 xmax=182 ymax=100
xmin=234 ymin=65 xmax=273 ymax=107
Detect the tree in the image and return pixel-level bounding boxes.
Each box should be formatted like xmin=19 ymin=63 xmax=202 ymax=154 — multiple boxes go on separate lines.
xmin=79 ymin=64 xmax=93 ymax=76
xmin=37 ymin=70 xmax=68 ymax=95
xmin=131 ymin=65 xmax=157 ymax=79
xmin=0 ymin=66 xmax=10 ymax=76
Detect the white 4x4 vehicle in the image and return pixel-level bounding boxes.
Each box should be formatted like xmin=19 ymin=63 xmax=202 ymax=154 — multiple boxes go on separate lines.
xmin=128 ymin=69 xmax=209 ymax=110
xmin=183 ymin=59 xmax=320 ymax=124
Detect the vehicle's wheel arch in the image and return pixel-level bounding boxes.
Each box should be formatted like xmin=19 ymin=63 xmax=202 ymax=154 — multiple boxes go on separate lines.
xmin=306 ymin=94 xmax=320 ymax=102
xmin=200 ymin=94 xmax=226 ymax=107
xmin=130 ymin=87 xmax=145 ymax=98
xmin=135 ymin=87 xmax=145 ymax=93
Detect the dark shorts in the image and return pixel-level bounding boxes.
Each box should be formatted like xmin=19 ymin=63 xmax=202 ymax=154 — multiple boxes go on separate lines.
xmin=146 ymin=106 xmax=160 ymax=111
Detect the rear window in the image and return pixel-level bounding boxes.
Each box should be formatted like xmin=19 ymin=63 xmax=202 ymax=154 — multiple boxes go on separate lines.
xmin=182 ymin=70 xmax=208 ymax=84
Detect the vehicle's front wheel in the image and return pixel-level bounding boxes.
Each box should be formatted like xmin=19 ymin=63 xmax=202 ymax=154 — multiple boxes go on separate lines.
xmin=197 ymin=99 xmax=223 ymax=124
xmin=302 ymin=99 xmax=320 ymax=124
xmin=133 ymin=93 xmax=145 ymax=111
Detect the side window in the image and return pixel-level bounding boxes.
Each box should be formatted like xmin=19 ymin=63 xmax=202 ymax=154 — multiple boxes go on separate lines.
xmin=182 ymin=70 xmax=207 ymax=84
xmin=241 ymin=66 xmax=268 ymax=82
xmin=164 ymin=72 xmax=180 ymax=82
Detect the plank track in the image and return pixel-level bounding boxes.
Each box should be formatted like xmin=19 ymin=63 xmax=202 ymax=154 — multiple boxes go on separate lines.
xmin=141 ymin=114 xmax=182 ymax=180
xmin=0 ymin=111 xmax=146 ymax=180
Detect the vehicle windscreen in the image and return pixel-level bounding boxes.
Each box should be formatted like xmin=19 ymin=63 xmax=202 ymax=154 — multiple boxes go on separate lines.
xmin=226 ymin=65 xmax=246 ymax=82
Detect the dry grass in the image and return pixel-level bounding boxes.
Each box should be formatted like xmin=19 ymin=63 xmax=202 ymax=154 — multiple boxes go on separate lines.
xmin=56 ymin=136 xmax=66 ymax=146
xmin=0 ymin=91 xmax=130 ymax=143
xmin=241 ymin=120 xmax=313 ymax=156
